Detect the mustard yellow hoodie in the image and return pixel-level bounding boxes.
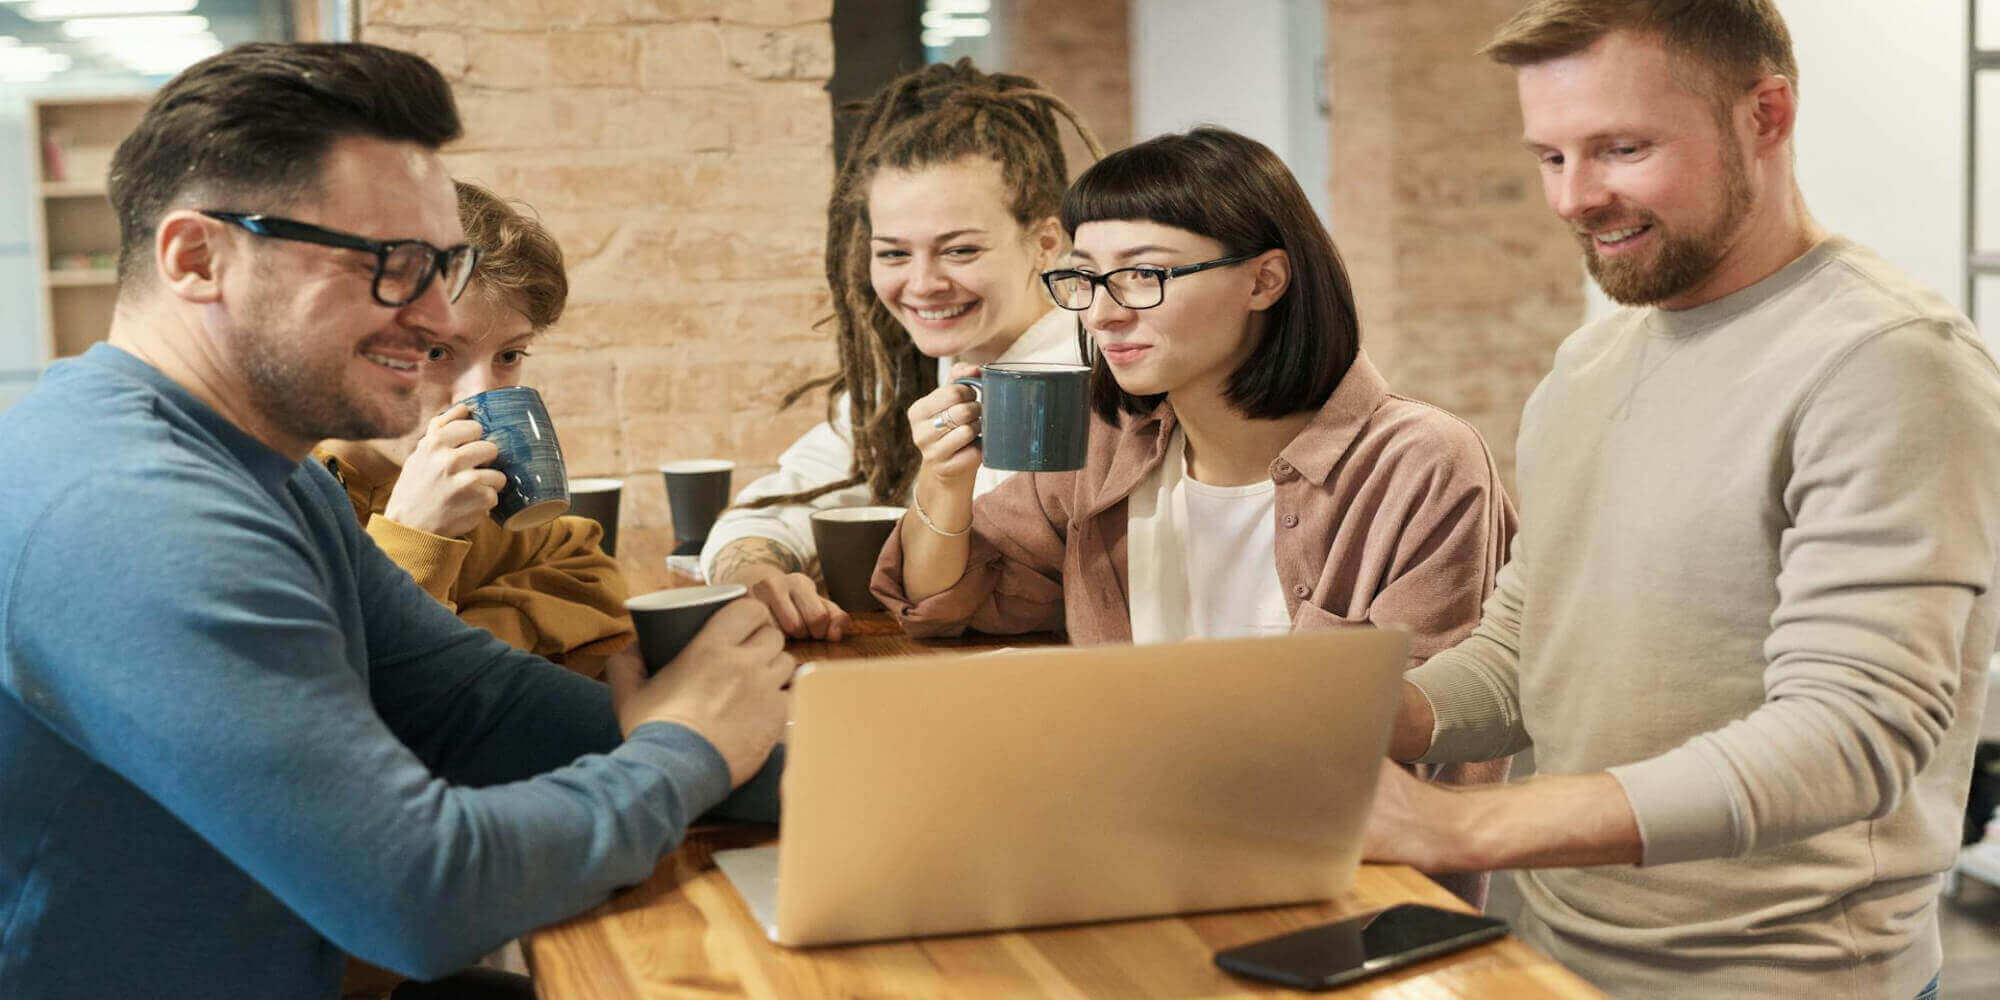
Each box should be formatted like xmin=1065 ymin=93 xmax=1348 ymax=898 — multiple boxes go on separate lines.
xmin=312 ymin=440 xmax=633 ymax=671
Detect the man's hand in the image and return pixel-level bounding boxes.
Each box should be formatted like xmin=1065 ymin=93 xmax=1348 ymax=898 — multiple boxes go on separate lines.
xmin=603 ymin=598 xmax=793 ymax=786
xmin=382 ymin=404 xmax=505 ymax=538
xmin=1362 ymin=760 xmax=1644 ymax=873
xmin=710 ymin=538 xmax=851 ymax=640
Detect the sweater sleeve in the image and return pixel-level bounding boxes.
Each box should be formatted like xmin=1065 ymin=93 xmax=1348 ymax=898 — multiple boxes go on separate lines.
xmin=1608 ymin=321 xmax=2000 ymax=865
xmin=364 ymin=514 xmax=471 ymax=604
xmin=699 ymin=411 xmax=867 ymax=579
xmin=1404 ymin=547 xmax=1534 ymax=765
xmin=1 ymin=464 xmax=731 ymax=980
xmin=869 ymin=470 xmax=1070 ymax=637
xmin=453 ymin=515 xmax=635 ymax=662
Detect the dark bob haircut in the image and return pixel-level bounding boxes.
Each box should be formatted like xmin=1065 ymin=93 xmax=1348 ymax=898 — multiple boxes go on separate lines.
xmin=1059 ymin=126 xmax=1360 ymax=423
xmin=108 ymin=42 xmax=461 ymax=287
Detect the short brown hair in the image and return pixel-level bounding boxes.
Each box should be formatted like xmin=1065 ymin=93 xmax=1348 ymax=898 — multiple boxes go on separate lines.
xmin=1483 ymin=0 xmax=1798 ymax=109
xmin=1061 ymin=126 xmax=1360 ymax=424
xmin=109 ymin=42 xmax=460 ymax=286
xmin=454 ymin=180 xmax=566 ymax=331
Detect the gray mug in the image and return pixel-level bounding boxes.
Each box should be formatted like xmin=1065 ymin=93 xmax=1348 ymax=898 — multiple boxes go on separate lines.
xmin=952 ymin=362 xmax=1092 ymax=472
xmin=626 ymin=584 xmax=747 ymax=676
xmin=660 ymin=460 xmax=734 ymax=548
xmin=458 ymin=385 xmax=570 ymax=530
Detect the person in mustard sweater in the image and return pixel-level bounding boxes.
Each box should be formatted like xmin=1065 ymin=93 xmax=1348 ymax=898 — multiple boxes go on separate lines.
xmin=315 ymin=179 xmax=631 ymax=679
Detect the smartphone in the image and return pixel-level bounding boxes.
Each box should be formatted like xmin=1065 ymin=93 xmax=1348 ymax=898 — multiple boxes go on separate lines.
xmin=1213 ymin=903 xmax=1509 ymax=990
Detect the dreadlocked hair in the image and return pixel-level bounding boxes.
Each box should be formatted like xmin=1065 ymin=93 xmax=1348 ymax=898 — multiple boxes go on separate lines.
xmin=742 ymin=58 xmax=1102 ymax=509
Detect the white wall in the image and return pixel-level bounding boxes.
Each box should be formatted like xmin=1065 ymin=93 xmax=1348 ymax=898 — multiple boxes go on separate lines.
xmin=1129 ymin=0 xmax=1331 ymax=224
xmin=1586 ymin=1 xmax=1969 ymax=327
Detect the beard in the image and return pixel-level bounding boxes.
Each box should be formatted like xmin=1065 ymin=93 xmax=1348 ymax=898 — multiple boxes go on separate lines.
xmin=226 ymin=274 xmax=424 ymax=444
xmin=1578 ymin=140 xmax=1755 ymax=306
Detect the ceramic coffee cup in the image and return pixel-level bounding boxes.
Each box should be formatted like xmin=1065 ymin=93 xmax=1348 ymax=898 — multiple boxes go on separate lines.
xmin=809 ymin=506 xmax=906 ymax=613
xmin=951 ymin=363 xmax=1091 ymax=472
xmin=459 ymin=385 xmax=569 ymax=530
xmin=625 ymin=584 xmax=748 ymax=676
xmin=565 ymin=478 xmax=623 ymax=556
xmin=660 ymin=460 xmax=734 ymax=548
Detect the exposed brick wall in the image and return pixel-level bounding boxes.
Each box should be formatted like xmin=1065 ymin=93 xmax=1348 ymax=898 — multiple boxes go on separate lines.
xmin=1326 ymin=0 xmax=1581 ymax=490
xmin=1003 ymin=0 xmax=1132 ymax=172
xmin=361 ymin=0 xmax=837 ymax=592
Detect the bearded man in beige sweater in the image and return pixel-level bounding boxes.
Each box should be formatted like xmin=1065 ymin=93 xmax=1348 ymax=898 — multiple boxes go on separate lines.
xmin=1362 ymin=3 xmax=2000 ymax=998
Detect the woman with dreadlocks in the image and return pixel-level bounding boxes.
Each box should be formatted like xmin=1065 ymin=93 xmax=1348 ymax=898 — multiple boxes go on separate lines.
xmin=698 ymin=60 xmax=1099 ymax=640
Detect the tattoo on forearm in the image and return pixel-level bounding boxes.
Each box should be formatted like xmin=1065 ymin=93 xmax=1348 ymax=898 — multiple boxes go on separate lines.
xmin=712 ymin=537 xmax=804 ymax=580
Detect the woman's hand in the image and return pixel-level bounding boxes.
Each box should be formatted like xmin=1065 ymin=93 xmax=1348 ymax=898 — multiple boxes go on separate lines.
xmin=907 ymin=362 xmax=984 ymax=490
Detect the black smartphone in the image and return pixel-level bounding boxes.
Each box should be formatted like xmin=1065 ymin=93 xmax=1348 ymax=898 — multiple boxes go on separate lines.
xmin=1213 ymin=903 xmax=1509 ymax=990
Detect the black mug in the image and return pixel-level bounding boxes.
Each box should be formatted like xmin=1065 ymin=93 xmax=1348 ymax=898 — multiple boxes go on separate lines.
xmin=659 ymin=460 xmax=734 ymax=548
xmin=809 ymin=506 xmax=905 ymax=613
xmin=625 ymin=584 xmax=747 ymax=676
xmin=952 ymin=362 xmax=1092 ymax=472
xmin=565 ymin=477 xmax=623 ymax=556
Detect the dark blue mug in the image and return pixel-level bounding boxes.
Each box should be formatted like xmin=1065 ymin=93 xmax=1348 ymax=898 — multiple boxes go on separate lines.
xmin=457 ymin=385 xmax=571 ymax=530
xmin=952 ymin=362 xmax=1092 ymax=472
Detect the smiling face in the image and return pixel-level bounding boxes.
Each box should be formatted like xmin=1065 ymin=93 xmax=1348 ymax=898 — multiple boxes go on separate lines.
xmin=866 ymin=157 xmax=1058 ymax=365
xmin=1069 ymin=219 xmax=1272 ymax=402
xmin=206 ymin=134 xmax=464 ymax=446
xmin=1518 ymin=30 xmax=1756 ymax=308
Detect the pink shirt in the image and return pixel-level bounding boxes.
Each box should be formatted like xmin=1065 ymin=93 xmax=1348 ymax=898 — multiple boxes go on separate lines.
xmin=871 ymin=352 xmax=1518 ymax=905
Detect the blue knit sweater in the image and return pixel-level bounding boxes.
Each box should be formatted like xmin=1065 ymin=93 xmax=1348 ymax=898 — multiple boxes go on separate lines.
xmin=0 ymin=344 xmax=732 ymax=999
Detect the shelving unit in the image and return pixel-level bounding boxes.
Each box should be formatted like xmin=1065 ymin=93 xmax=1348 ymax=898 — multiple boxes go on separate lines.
xmin=27 ymin=93 xmax=151 ymax=362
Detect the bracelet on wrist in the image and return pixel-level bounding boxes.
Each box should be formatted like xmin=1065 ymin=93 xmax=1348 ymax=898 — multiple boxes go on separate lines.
xmin=911 ymin=491 xmax=972 ymax=537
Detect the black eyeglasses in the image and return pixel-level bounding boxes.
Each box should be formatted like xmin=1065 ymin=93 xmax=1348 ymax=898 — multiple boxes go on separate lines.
xmin=199 ymin=210 xmax=480 ymax=308
xmin=1040 ymin=253 xmax=1261 ymax=311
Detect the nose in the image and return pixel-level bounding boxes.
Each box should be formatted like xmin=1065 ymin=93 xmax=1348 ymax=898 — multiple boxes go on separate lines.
xmin=453 ymin=364 xmax=503 ymax=401
xmin=909 ymin=255 xmax=953 ymax=297
xmin=1083 ymin=284 xmax=1134 ymax=333
xmin=1551 ymin=160 xmax=1612 ymax=223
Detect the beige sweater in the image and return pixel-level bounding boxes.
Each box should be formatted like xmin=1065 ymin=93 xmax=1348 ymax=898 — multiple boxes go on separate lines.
xmin=1408 ymin=238 xmax=2000 ymax=998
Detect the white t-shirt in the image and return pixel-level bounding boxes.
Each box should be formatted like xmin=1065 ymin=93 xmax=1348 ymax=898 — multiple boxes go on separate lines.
xmin=1177 ymin=474 xmax=1292 ymax=639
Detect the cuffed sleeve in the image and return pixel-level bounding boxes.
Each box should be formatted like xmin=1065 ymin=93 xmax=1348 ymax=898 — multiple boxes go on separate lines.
xmin=1406 ymin=553 xmax=1532 ymax=766
xmin=365 ymin=515 xmax=471 ymax=603
xmin=870 ymin=471 xmax=1070 ymax=637
xmin=699 ymin=413 xmax=866 ymax=580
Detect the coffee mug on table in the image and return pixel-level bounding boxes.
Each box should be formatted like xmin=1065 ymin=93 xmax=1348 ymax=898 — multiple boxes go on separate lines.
xmin=565 ymin=478 xmax=623 ymax=556
xmin=660 ymin=460 xmax=734 ymax=549
xmin=626 ymin=584 xmax=748 ymax=676
xmin=458 ymin=385 xmax=570 ymax=530
xmin=951 ymin=363 xmax=1091 ymax=472
xmin=809 ymin=506 xmax=905 ymax=613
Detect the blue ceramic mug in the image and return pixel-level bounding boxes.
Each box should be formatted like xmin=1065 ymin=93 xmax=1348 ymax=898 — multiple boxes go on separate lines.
xmin=457 ymin=385 xmax=571 ymax=530
xmin=952 ymin=362 xmax=1092 ymax=472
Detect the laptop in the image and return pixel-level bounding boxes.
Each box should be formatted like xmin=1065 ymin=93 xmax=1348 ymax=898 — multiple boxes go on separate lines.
xmin=713 ymin=628 xmax=1409 ymax=947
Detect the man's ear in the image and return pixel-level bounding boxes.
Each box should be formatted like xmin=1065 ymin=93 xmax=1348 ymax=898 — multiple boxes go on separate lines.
xmin=154 ymin=210 xmax=224 ymax=305
xmin=1746 ymin=74 xmax=1797 ymax=156
xmin=1247 ymin=248 xmax=1291 ymax=312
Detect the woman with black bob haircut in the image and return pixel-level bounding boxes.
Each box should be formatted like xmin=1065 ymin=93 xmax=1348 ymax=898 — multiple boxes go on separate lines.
xmin=871 ymin=127 xmax=1514 ymax=900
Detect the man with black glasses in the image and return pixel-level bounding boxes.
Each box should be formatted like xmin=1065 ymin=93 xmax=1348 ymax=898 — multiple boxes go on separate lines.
xmin=0 ymin=43 xmax=791 ymax=1000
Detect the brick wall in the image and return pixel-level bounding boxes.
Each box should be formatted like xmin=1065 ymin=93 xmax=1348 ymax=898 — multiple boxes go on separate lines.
xmin=1325 ymin=0 xmax=1581 ymax=489
xmin=360 ymin=0 xmax=837 ymax=591
xmin=1003 ymin=0 xmax=1132 ymax=172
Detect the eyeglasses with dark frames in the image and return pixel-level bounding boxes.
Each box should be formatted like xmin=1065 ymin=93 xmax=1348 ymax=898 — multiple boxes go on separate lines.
xmin=199 ymin=210 xmax=481 ymax=308
xmin=1040 ymin=252 xmax=1262 ymax=311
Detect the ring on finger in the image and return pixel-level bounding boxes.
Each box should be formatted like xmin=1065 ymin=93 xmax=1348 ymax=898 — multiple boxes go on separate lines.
xmin=931 ymin=411 xmax=958 ymax=432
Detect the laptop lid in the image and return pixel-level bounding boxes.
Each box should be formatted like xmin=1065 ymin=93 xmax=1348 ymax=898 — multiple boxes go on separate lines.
xmin=760 ymin=628 xmax=1408 ymax=946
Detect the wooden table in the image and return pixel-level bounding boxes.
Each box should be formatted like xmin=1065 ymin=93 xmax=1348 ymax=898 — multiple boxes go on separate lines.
xmin=526 ymin=616 xmax=1604 ymax=999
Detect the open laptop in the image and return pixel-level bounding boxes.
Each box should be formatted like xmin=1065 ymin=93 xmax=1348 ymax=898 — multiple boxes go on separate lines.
xmin=713 ymin=628 xmax=1410 ymax=947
